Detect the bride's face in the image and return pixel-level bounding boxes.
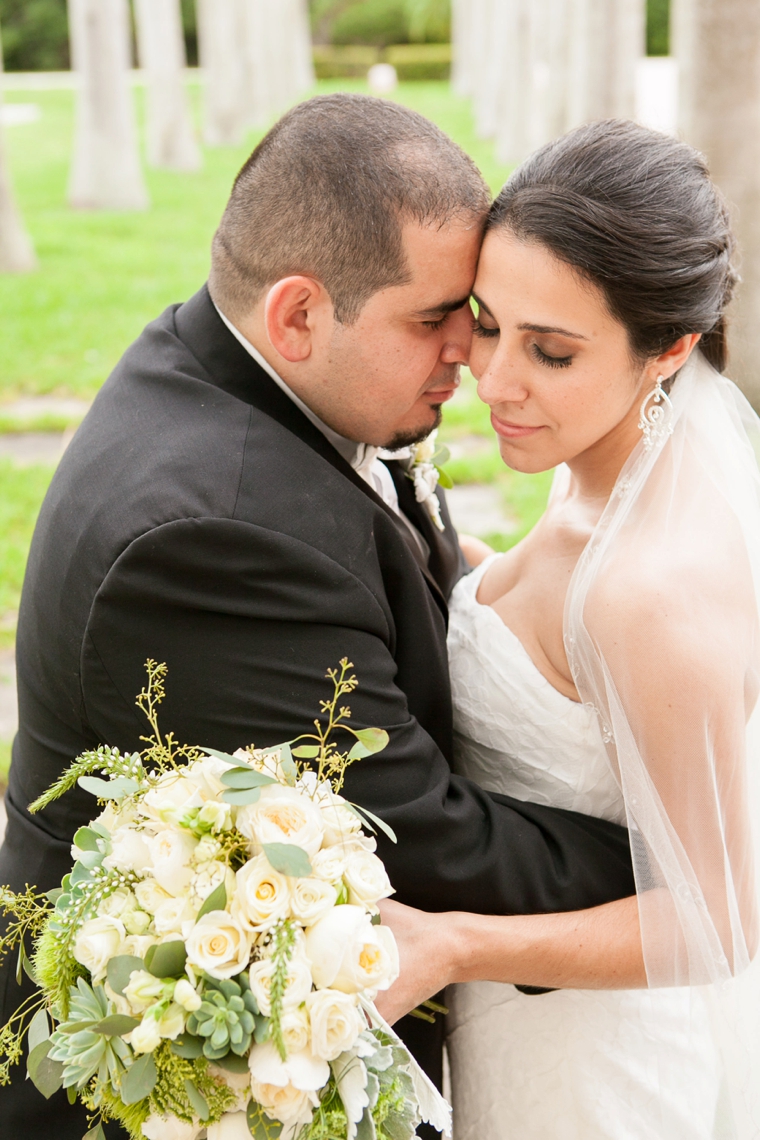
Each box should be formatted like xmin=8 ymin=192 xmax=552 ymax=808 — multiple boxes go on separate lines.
xmin=469 ymin=229 xmax=651 ymax=475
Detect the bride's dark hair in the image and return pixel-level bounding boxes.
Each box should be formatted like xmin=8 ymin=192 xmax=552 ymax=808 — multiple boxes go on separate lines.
xmin=488 ymin=119 xmax=737 ymax=373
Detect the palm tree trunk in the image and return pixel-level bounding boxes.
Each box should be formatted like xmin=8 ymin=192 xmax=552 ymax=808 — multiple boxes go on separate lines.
xmin=67 ymin=0 xmax=149 ymax=210
xmin=197 ymin=0 xmax=248 ymax=146
xmin=134 ymin=0 xmax=201 ymax=171
xmin=674 ymin=0 xmax=760 ymax=408
xmin=0 ymin=21 xmax=36 ymax=272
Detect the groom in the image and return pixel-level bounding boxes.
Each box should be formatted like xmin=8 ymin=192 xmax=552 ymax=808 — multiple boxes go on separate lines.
xmin=0 ymin=94 xmax=634 ymax=1137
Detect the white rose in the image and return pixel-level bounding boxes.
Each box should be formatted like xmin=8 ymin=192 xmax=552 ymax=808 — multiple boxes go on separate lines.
xmin=98 ymin=886 xmax=136 ymax=919
xmin=248 ymin=954 xmax=312 ymax=1016
xmin=93 ymin=802 xmax=122 ymax=834
xmin=173 ymin=978 xmax=202 ymax=1013
xmin=249 ymin=1041 xmax=328 ymax=1124
xmin=343 ymin=850 xmax=393 ymax=909
xmin=317 ymin=792 xmax=363 ymax=848
xmin=73 ymin=915 xmax=125 ymax=981
xmin=154 ymin=896 xmax=196 ymax=936
xmin=186 ymin=755 xmax=228 ymax=799
xmin=305 ymin=906 xmax=399 ymax=995
xmin=236 ymin=785 xmax=324 ymax=857
xmin=289 ymin=878 xmax=336 ymax=926
xmin=125 ymin=910 xmax=152 ymax=936
xmin=130 ymin=1016 xmax=162 ymax=1054
xmin=207 ymin=1113 xmax=253 ymax=1140
xmin=306 ymin=989 xmax=365 ymax=1061
xmin=122 ymin=933 xmax=158 ymax=960
xmin=233 ymin=854 xmax=291 ymax=933
xmin=146 ymin=828 xmax=198 ymax=896
xmin=103 ymin=827 xmax=152 ymax=875
xmin=142 ymin=1114 xmax=201 ymax=1140
xmin=310 ymin=847 xmax=347 ymax=885
xmin=124 ymin=970 xmax=166 ymax=1012
xmin=135 ymin=879 xmax=172 ymax=914
xmin=280 ymin=1005 xmax=310 ymax=1054
xmin=185 ymin=911 xmax=252 ymax=979
xmin=141 ymin=773 xmax=202 ymax=824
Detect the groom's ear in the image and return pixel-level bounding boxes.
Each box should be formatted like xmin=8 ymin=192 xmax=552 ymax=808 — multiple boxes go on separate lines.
xmin=264 ymin=275 xmax=334 ymax=363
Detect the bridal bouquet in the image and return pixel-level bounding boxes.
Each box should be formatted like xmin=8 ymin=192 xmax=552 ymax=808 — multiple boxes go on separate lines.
xmin=0 ymin=660 xmax=449 ymax=1140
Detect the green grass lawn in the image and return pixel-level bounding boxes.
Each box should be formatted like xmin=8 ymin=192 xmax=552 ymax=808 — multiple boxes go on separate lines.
xmin=0 ymin=76 xmax=552 ymax=670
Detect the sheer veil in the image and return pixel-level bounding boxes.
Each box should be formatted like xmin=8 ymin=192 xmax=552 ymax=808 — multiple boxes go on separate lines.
xmin=564 ymin=350 xmax=760 ymax=1134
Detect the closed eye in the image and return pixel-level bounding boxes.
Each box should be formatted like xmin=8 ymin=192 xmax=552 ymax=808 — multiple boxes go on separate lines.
xmin=473 ymin=320 xmax=499 ymax=339
xmin=531 ymin=344 xmax=573 ymax=369
xmin=423 ymin=315 xmax=448 ymax=330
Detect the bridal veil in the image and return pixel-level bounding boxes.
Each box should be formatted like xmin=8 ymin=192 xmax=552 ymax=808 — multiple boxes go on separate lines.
xmin=564 ymin=350 xmax=760 ymax=1135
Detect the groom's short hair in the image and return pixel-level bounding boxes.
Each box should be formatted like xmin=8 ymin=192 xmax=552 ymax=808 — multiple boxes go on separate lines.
xmin=209 ymin=93 xmax=490 ymax=324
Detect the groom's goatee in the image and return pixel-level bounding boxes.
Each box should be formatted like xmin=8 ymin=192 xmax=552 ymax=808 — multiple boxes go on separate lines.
xmin=384 ymin=408 xmax=444 ymax=452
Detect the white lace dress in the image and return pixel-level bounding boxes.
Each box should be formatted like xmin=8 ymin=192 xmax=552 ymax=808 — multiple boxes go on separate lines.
xmin=445 ymin=556 xmax=722 ymax=1140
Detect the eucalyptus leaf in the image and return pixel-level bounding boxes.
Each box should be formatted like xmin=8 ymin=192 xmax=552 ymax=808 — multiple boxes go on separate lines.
xmin=262 ymin=842 xmax=312 ymax=878
xmin=247 ymin=1099 xmax=283 ymax=1140
xmin=213 ymin=1050 xmax=250 ymax=1074
xmin=121 ymin=1051 xmax=157 ymax=1104
xmin=184 ymin=1079 xmax=210 ymax=1121
xmin=106 ymin=955 xmax=145 ymax=997
xmin=92 ymin=1014 xmax=140 ymax=1036
xmin=78 ymin=850 xmax=104 ymax=871
xmin=171 ymin=1033 xmax=204 ymax=1059
xmin=291 ymin=745 xmax=320 ymax=758
xmin=198 ymin=746 xmax=245 ymax=767
xmin=196 ymin=881 xmax=227 ymax=920
xmin=349 ymin=728 xmax=389 ymax=756
xmin=27 ymin=1008 xmax=50 ymax=1053
xmin=220 ymin=768 xmax=278 ymax=790
xmin=431 ymin=445 xmax=451 ymax=466
xmin=222 ymin=787 xmax=263 ymax=806
xmin=27 ymin=1040 xmax=63 ymax=1099
xmin=73 ymin=827 xmax=102 ymax=852
xmin=145 ymin=939 xmax=187 ymax=979
xmin=46 ymin=887 xmax=63 ymax=905
xmin=346 ymin=801 xmax=397 ymax=844
xmin=77 ymin=775 xmax=139 ymax=800
xmin=70 ymin=861 xmax=92 ymax=886
xmin=436 ymin=466 xmax=454 ymax=490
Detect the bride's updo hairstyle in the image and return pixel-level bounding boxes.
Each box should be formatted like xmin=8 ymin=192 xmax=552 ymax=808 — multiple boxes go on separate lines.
xmin=488 ymin=119 xmax=737 ymax=373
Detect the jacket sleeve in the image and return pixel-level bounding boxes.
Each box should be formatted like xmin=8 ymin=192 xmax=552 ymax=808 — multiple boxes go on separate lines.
xmin=82 ymin=517 xmax=634 ymax=916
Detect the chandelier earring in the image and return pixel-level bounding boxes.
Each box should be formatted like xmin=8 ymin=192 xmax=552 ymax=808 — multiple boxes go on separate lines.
xmin=638 ymin=375 xmax=674 ymax=452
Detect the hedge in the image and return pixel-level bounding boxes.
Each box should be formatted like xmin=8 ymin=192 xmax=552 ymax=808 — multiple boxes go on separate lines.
xmin=313 ymin=42 xmax=451 ymax=81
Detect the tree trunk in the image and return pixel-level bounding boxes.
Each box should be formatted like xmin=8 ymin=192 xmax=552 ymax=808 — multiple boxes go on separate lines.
xmin=134 ymin=0 xmax=201 ymax=171
xmin=242 ymin=0 xmax=313 ymax=129
xmin=67 ymin=0 xmax=149 ymax=210
xmin=567 ymin=0 xmax=644 ymax=127
xmin=0 ymin=21 xmax=36 ymax=272
xmin=673 ymin=0 xmax=760 ymax=406
xmin=451 ymin=0 xmax=474 ymax=97
xmin=196 ymin=0 xmax=248 ymax=146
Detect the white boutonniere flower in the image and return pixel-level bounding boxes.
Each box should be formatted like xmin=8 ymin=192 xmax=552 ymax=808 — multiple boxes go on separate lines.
xmin=408 ymin=430 xmax=453 ymax=532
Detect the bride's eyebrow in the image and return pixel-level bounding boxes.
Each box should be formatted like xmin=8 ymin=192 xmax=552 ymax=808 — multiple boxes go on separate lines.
xmin=517 ymin=321 xmax=589 ymax=340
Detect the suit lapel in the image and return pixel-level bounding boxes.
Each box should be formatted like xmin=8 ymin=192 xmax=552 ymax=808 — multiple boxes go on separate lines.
xmin=174 ymin=286 xmax=447 ymax=611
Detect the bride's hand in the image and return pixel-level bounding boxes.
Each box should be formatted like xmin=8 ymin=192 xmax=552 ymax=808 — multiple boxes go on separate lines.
xmin=375 ymin=898 xmax=460 ymax=1025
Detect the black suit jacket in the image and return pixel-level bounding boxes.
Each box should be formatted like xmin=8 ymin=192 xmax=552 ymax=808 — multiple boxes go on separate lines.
xmin=0 ymin=286 xmax=634 ymax=1138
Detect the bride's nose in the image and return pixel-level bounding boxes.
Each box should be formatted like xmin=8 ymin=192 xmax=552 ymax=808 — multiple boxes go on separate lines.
xmin=476 ymin=356 xmax=530 ymax=408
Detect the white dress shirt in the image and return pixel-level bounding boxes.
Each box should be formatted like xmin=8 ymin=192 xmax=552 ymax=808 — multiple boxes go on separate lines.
xmin=215 ymin=306 xmax=428 ymax=556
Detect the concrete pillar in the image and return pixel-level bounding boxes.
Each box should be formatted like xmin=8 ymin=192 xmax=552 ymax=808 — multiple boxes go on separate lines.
xmin=134 ymin=0 xmax=201 ymax=171
xmin=67 ymin=0 xmax=149 ymax=210
xmin=197 ymin=0 xmax=248 ymax=146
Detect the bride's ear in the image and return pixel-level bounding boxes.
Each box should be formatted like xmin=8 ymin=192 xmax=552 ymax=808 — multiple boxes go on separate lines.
xmin=264 ymin=276 xmax=333 ymax=363
xmin=650 ymin=332 xmax=702 ymax=382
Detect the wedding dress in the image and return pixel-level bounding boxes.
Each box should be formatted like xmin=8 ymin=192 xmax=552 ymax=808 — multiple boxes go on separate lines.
xmin=445 ymin=354 xmax=760 ymax=1139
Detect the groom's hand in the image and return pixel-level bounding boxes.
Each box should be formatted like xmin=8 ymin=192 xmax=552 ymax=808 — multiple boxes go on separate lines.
xmin=375 ymin=899 xmax=461 ymax=1024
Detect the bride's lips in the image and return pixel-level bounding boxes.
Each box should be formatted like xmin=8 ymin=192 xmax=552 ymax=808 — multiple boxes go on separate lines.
xmin=491 ymin=411 xmax=545 ymax=439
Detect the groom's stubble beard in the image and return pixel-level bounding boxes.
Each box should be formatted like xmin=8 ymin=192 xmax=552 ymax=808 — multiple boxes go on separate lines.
xmin=383 ymin=405 xmax=444 ymax=452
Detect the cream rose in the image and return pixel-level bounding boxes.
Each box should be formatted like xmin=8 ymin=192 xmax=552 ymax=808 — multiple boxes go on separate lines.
xmin=236 ymin=785 xmax=324 ymax=857
xmin=122 ymin=933 xmax=158 ymax=960
xmin=135 ymin=878 xmax=172 ymax=914
xmin=248 ymin=954 xmax=312 ymax=1016
xmin=141 ymin=772 xmax=202 ymax=825
xmin=146 ymin=827 xmax=198 ymax=896
xmin=73 ymin=915 xmax=125 ymax=981
xmin=248 ymin=1041 xmax=328 ymax=1124
xmin=142 ymin=1114 xmax=201 ymax=1140
xmin=153 ymin=896 xmax=196 ymax=937
xmin=306 ymin=989 xmax=365 ymax=1061
xmin=289 ymin=877 xmax=336 ymax=926
xmin=103 ymin=827 xmax=152 ymax=875
xmin=185 ymin=911 xmax=252 ymax=979
xmin=186 ymin=754 xmax=229 ymax=799
xmin=309 ymin=847 xmax=347 ymax=885
xmin=233 ymin=854 xmax=291 ymax=933
xmin=342 ymin=849 xmax=393 ymax=909
xmin=97 ymin=886 xmax=136 ymax=919
xmin=206 ymin=1113 xmax=253 ymax=1140
xmin=317 ymin=792 xmax=363 ymax=848
xmin=279 ymin=1005 xmax=310 ymax=1055
xmin=305 ymin=905 xmax=399 ymax=995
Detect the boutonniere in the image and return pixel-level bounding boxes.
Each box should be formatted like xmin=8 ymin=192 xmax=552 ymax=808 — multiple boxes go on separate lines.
xmin=407 ymin=430 xmax=453 ymax=532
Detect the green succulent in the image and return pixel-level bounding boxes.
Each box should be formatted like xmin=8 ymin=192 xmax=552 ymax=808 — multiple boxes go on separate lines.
xmin=186 ymin=975 xmax=258 ymax=1060
xmin=48 ymin=979 xmax=135 ymax=1092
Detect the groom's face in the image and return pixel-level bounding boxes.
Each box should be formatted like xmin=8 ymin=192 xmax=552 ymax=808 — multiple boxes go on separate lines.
xmin=315 ymin=221 xmax=481 ymax=448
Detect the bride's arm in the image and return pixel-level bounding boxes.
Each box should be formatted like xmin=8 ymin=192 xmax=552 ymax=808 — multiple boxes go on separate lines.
xmin=376 ymin=894 xmax=644 ymax=1024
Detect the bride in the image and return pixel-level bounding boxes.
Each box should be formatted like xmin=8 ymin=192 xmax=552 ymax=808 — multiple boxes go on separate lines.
xmin=377 ymin=119 xmax=760 ymax=1138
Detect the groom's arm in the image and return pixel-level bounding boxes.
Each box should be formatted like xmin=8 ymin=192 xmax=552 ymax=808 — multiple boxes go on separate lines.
xmin=79 ymin=517 xmax=634 ymax=918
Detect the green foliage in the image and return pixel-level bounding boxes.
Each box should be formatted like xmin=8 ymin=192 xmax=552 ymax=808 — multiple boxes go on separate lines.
xmin=0 ymin=460 xmax=55 ymax=642
xmin=647 ymin=0 xmax=669 ymax=56
xmin=267 ymin=920 xmax=298 ymax=1061
xmin=48 ymin=980 xmax=133 ymax=1092
xmin=312 ymin=44 xmax=380 ymax=78
xmin=313 ymin=0 xmax=450 ymax=46
xmin=0 ymin=0 xmax=69 ymax=71
xmin=28 ymin=744 xmax=144 ymax=814
xmin=186 ymin=975 xmax=258 ymax=1060
xmin=385 ymin=43 xmax=451 ymax=80
xmin=149 ymin=1040 xmax=237 ymax=1126
xmin=33 ymin=920 xmax=84 ymax=1019
xmin=89 ymin=1079 xmax=151 ymax=1140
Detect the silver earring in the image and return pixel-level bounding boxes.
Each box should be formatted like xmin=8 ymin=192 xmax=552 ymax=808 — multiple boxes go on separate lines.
xmin=638 ymin=375 xmax=674 ymax=452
